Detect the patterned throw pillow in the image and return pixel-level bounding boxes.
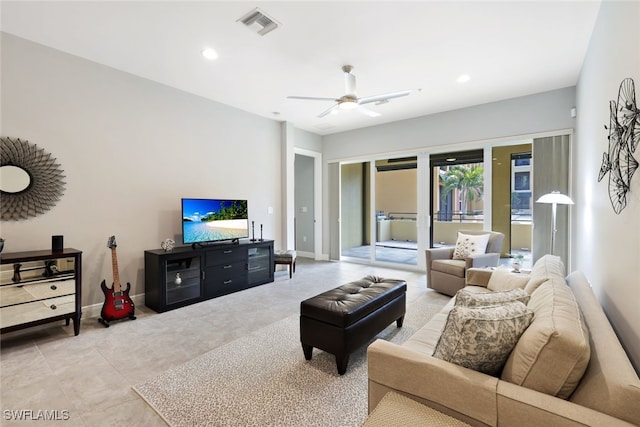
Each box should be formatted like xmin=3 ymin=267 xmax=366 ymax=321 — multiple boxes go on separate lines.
xmin=455 ymin=288 xmax=530 ymax=307
xmin=432 ymin=301 xmax=534 ymax=376
xmin=452 ymin=233 xmax=490 ymax=260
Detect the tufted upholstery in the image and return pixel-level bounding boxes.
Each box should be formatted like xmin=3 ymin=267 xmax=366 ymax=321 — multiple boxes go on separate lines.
xmin=300 ymin=276 xmax=406 ymax=375
xmin=300 ymin=276 xmax=406 ymax=328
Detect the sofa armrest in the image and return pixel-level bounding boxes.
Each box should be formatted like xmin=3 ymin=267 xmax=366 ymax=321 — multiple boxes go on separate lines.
xmin=368 ymin=339 xmax=498 ymax=426
xmin=426 ymin=247 xmax=455 ymax=262
xmin=468 ymin=252 xmax=500 ymax=268
xmin=465 ymin=267 xmax=494 ymax=287
xmin=497 ymin=381 xmax=636 ymax=427
xmin=425 ymin=247 xmax=456 ymax=288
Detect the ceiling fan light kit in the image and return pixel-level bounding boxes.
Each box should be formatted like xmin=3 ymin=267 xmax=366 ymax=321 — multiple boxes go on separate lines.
xmin=339 ymin=100 xmax=358 ymax=110
xmin=288 ymin=65 xmax=411 ymax=118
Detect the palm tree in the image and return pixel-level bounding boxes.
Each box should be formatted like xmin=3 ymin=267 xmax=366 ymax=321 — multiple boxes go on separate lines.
xmin=440 ymin=164 xmax=484 ymax=215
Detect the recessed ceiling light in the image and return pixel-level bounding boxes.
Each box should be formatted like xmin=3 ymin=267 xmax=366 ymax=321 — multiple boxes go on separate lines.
xmin=456 ymin=74 xmax=470 ymax=84
xmin=446 ymin=158 xmax=457 ymax=162
xmin=201 ymin=48 xmax=218 ymax=61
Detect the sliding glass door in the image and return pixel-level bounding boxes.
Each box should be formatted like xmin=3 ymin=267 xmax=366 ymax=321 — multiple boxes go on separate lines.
xmin=340 ymin=162 xmax=369 ymax=261
xmin=491 ymin=144 xmax=533 ymax=268
xmin=340 ymin=158 xmax=418 ymax=266
xmin=374 ymin=158 xmax=417 ymax=265
xmin=430 ymin=150 xmax=485 ymax=249
xmin=333 ymin=136 xmax=571 ymax=269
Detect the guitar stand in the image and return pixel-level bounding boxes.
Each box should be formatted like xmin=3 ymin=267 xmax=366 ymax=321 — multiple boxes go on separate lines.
xmin=98 ymin=314 xmax=137 ymax=328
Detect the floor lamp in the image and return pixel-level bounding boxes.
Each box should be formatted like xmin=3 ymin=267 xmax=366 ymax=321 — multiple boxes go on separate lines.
xmin=536 ymin=191 xmax=574 ymax=255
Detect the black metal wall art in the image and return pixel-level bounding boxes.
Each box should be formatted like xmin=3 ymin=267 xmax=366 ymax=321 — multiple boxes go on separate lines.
xmin=598 ymin=78 xmax=639 ymax=214
xmin=0 ymin=137 xmax=66 ymax=220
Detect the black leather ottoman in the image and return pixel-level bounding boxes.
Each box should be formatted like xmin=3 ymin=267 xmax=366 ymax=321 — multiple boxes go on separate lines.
xmin=300 ymin=276 xmax=407 ymax=375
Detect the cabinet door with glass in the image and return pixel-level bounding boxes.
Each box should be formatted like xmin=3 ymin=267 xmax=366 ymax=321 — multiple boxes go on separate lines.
xmin=144 ymin=249 xmax=203 ymax=312
xmin=247 ymin=241 xmax=274 ymax=286
xmin=164 ymin=255 xmax=201 ymax=306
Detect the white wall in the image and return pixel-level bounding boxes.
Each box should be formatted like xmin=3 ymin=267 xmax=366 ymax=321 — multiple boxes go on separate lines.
xmin=1 ymin=34 xmax=282 ymax=307
xmin=574 ymin=0 xmax=640 ymax=370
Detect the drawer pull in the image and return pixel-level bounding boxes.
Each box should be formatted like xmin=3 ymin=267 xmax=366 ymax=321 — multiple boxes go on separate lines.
xmin=223 ymin=250 xmax=233 ymax=254
xmin=223 ymin=265 xmax=232 ymax=269
xmin=50 ymin=304 xmax=57 ymax=310
xmin=50 ymin=284 xmax=58 ymax=290
xmin=223 ymin=280 xmax=233 ymax=285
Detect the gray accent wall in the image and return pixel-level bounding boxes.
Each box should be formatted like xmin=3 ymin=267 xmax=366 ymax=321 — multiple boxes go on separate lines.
xmin=1 ymin=33 xmax=282 ymax=307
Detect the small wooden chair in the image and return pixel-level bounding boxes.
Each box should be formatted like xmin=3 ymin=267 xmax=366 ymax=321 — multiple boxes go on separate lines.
xmin=274 ymin=250 xmax=296 ymax=278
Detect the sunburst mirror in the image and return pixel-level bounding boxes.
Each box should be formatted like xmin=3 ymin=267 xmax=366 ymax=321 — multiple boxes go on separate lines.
xmin=0 ymin=137 xmax=66 ymax=220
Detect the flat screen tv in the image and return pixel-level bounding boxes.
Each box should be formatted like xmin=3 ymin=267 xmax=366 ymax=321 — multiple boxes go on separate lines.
xmin=182 ymin=198 xmax=249 ymax=246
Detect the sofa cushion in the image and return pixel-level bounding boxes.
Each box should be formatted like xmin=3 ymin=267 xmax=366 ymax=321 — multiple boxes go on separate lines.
xmin=452 ymin=233 xmax=490 ymax=260
xmin=431 ymin=259 xmax=467 ymax=278
xmin=524 ymin=254 xmax=565 ymax=294
xmin=433 ymin=301 xmax=534 ymax=376
xmin=487 ymin=267 xmax=530 ymax=292
xmin=455 ymin=288 xmax=530 ymax=307
xmin=501 ymin=279 xmax=590 ymax=399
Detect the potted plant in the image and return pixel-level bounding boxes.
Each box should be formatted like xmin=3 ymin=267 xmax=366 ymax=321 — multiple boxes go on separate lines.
xmin=508 ymin=253 xmax=524 ymax=273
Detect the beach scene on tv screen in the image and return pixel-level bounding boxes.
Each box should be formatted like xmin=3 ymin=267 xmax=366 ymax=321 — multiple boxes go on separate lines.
xmin=183 ymin=199 xmax=248 ymax=243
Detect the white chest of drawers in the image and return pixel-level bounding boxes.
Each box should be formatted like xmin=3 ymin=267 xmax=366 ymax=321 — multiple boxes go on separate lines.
xmin=0 ymin=248 xmax=82 ymax=335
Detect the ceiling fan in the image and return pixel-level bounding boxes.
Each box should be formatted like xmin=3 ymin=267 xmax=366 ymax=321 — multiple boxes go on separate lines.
xmin=287 ymin=65 xmax=411 ymax=118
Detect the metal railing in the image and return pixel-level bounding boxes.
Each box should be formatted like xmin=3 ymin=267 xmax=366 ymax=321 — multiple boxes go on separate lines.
xmin=434 ymin=211 xmax=484 ymax=222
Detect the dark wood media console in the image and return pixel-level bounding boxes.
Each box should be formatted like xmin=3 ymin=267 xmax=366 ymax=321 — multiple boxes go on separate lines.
xmin=144 ymin=239 xmax=274 ymax=312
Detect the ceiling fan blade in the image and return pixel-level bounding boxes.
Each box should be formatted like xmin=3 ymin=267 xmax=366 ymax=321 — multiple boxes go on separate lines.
xmin=358 ymin=90 xmax=411 ymax=105
xmin=287 ymin=96 xmax=338 ymax=102
xmin=356 ymin=106 xmax=381 ymax=117
xmin=318 ymin=103 xmax=340 ymax=118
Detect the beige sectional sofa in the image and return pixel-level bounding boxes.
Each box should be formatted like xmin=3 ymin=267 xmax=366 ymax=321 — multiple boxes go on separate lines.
xmin=367 ymin=255 xmax=640 ymax=426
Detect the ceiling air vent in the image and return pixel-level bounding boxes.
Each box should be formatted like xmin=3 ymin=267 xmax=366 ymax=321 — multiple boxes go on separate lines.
xmin=237 ymin=8 xmax=280 ymax=36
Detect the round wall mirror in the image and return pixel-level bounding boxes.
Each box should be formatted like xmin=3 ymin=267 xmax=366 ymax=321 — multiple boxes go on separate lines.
xmin=0 ymin=165 xmax=32 ymax=193
xmin=0 ymin=137 xmax=66 ymax=221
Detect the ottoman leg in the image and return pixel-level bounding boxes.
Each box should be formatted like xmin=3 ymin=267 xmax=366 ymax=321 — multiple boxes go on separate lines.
xmin=302 ymin=343 xmax=313 ymax=360
xmin=396 ymin=314 xmax=405 ymax=328
xmin=336 ymin=353 xmax=350 ymax=375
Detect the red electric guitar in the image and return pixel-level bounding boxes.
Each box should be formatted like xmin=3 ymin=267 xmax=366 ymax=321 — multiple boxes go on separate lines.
xmin=98 ymin=236 xmax=136 ymax=327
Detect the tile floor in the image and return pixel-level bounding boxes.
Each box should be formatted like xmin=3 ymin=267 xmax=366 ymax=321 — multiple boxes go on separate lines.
xmin=0 ymin=259 xmax=442 ymax=426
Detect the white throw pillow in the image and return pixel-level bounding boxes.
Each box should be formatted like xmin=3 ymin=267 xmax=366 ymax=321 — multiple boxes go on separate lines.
xmin=487 ymin=267 xmax=530 ymax=292
xmin=452 ymin=233 xmax=490 ymax=260
xmin=433 ymin=301 xmax=534 ymax=376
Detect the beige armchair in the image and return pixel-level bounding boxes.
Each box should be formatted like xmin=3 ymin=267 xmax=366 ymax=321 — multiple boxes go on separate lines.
xmin=425 ymin=230 xmax=505 ymax=296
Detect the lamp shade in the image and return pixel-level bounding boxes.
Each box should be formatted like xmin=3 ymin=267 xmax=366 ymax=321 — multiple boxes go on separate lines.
xmin=536 ymin=191 xmax=574 ymax=205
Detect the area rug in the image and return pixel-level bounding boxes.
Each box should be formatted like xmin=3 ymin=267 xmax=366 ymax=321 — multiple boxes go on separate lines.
xmin=133 ymin=294 xmax=448 ymax=427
